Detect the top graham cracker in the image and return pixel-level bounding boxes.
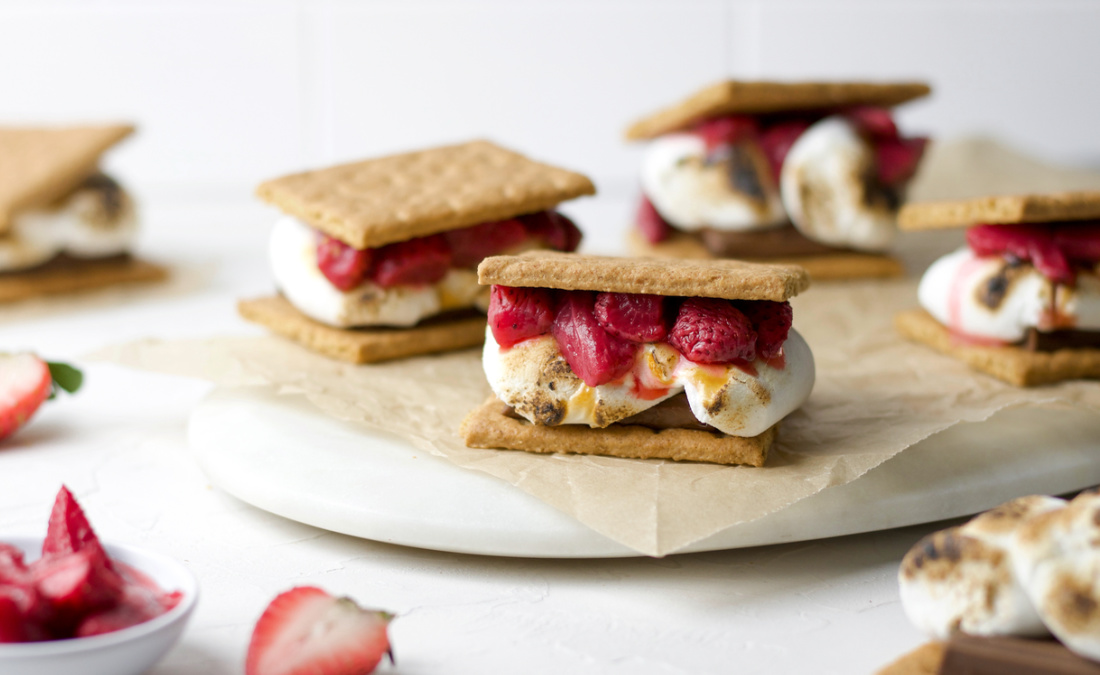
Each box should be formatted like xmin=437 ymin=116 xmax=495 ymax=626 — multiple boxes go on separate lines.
xmin=478 ymin=251 xmax=811 ymax=301
xmin=625 ymin=80 xmax=931 ymax=140
xmin=898 ymin=191 xmax=1100 ymax=230
xmin=256 ymin=140 xmax=596 ymax=249
xmin=0 ymin=124 xmax=134 ymax=232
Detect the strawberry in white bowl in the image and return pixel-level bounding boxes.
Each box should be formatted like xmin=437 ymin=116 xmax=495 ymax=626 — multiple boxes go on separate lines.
xmin=0 ymin=353 xmax=82 ymax=442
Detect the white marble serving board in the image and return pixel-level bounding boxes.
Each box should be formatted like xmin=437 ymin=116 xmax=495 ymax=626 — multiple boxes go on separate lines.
xmin=188 ymin=387 xmax=1100 ymax=558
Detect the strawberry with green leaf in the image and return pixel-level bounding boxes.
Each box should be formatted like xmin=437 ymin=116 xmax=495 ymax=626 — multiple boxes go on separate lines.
xmin=0 ymin=354 xmax=83 ymax=441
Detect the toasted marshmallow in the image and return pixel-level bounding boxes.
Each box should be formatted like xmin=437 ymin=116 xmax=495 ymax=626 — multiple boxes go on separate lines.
xmin=919 ymin=248 xmax=1100 ymax=343
xmin=899 ymin=495 xmax=1066 ymax=639
xmin=641 ymin=133 xmax=787 ymax=233
xmin=0 ymin=175 xmax=138 ymax=272
xmin=269 ymin=215 xmax=488 ymax=328
xmin=1012 ymin=490 xmax=1100 ymax=661
xmin=483 ymin=328 xmax=814 ymax=437
xmin=780 ymin=117 xmax=897 ymax=252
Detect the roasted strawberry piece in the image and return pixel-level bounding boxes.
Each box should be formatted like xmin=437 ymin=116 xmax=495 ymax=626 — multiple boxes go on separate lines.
xmin=520 ymin=211 xmax=583 ymax=252
xmin=1054 ymin=224 xmax=1100 ymax=263
xmin=669 ymin=298 xmax=757 ymax=364
xmin=843 ymin=106 xmax=899 ymax=139
xmin=444 ymin=219 xmax=528 ymax=267
xmin=488 ymin=286 xmax=556 ymax=348
xmin=635 ymin=195 xmax=673 ymax=244
xmin=551 ymin=292 xmax=637 ymax=387
xmin=694 ymin=115 xmax=759 ymax=152
xmin=758 ymin=119 xmax=811 ymax=181
xmin=369 ymin=234 xmax=452 ymax=288
xmin=42 ymin=486 xmax=107 ymax=561
xmin=0 ymin=354 xmax=53 ymax=442
xmin=968 ymin=224 xmax=1076 ymax=284
xmin=316 ymin=234 xmax=371 ymax=291
xmin=739 ymin=301 xmax=793 ymax=360
xmin=246 ymin=586 xmax=393 ymax=675
xmin=594 ymin=293 xmax=668 ymax=343
xmin=875 ymin=136 xmax=928 ymax=187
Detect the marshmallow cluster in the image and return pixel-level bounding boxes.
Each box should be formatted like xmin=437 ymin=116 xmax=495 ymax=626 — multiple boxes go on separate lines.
xmin=899 ymin=490 xmax=1100 ymax=662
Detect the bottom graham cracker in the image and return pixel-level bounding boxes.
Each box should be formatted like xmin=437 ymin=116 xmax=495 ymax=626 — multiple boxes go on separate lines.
xmin=238 ymin=294 xmax=487 ymax=364
xmin=0 ymin=255 xmax=167 ymax=303
xmin=895 ymin=308 xmax=1100 ymax=387
xmin=627 ymin=230 xmax=904 ymax=281
xmin=875 ymin=642 xmax=945 ymax=675
xmin=460 ymin=396 xmax=774 ymax=466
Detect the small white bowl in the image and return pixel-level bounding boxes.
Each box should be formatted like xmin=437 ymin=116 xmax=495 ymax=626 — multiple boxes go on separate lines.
xmin=0 ymin=536 xmax=198 ymax=675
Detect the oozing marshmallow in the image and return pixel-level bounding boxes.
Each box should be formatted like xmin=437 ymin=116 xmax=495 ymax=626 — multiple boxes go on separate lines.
xmin=640 ymin=133 xmax=787 ymax=232
xmin=0 ymin=175 xmax=137 ymax=272
xmin=918 ymin=247 xmax=1100 ymax=343
xmin=483 ymin=327 xmax=814 ymax=437
xmin=780 ymin=117 xmax=897 ymax=252
xmin=268 ymin=215 xmax=489 ymax=328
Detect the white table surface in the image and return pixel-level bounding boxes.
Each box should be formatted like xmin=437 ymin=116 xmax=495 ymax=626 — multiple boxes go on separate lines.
xmin=0 ymin=194 xmax=1002 ymax=674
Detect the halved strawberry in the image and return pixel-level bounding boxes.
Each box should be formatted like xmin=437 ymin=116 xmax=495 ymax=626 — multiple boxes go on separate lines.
xmin=635 ymin=195 xmax=672 ymax=244
xmin=875 ymin=136 xmax=928 ymax=187
xmin=519 ymin=211 xmax=583 ymax=252
xmin=42 ymin=485 xmax=107 ymax=561
xmin=0 ymin=354 xmax=52 ymax=442
xmin=317 ymin=234 xmax=372 ymax=292
xmin=369 ymin=235 xmax=452 ymax=288
xmin=738 ymin=301 xmax=793 ymax=360
xmin=843 ymin=106 xmax=899 ymax=139
xmin=444 ymin=219 xmax=528 ymax=267
xmin=694 ymin=115 xmax=759 ymax=152
xmin=594 ymin=293 xmax=668 ymax=343
xmin=550 ymin=292 xmax=637 ymax=387
xmin=968 ymin=223 xmax=1075 ymax=284
xmin=246 ymin=586 xmax=393 ymax=675
xmin=487 ymin=286 xmax=556 ymax=348
xmin=668 ymin=298 xmax=757 ymax=364
xmin=757 ymin=119 xmax=811 ymax=181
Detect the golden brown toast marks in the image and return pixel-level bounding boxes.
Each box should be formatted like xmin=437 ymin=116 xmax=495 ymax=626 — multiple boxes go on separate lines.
xmin=238 ymin=295 xmax=486 ymax=364
xmin=477 ymin=250 xmax=810 ymax=301
xmin=460 ymin=396 xmax=773 ymax=467
xmin=625 ymin=80 xmax=931 ymax=141
xmin=873 ymin=642 xmax=945 ymax=675
xmin=898 ymin=191 xmax=1100 ymax=230
xmin=0 ymin=256 xmax=165 ymax=303
xmin=895 ymin=308 xmax=1100 ymax=386
xmin=626 ymin=230 xmax=905 ymax=281
xmin=0 ymin=125 xmax=135 ymax=231
xmin=256 ymin=140 xmax=595 ymax=249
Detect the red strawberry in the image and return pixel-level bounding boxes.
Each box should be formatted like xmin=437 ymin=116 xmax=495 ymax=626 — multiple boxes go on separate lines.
xmin=1054 ymin=224 xmax=1100 ymax=263
xmin=757 ymin=119 xmax=811 ymax=181
xmin=0 ymin=593 xmax=27 ymax=643
xmin=0 ymin=354 xmax=53 ymax=442
xmin=967 ymin=224 xmax=1075 ymax=284
xmin=487 ymin=286 xmax=556 ymax=348
xmin=0 ymin=544 xmax=25 ymax=577
xmin=31 ymin=546 xmax=126 ymax=634
xmin=444 ymin=219 xmax=528 ymax=267
xmin=520 ymin=211 xmax=583 ymax=252
xmin=669 ymin=298 xmax=757 ymax=364
xmin=844 ymin=106 xmax=899 ymax=139
xmin=694 ymin=115 xmax=759 ymax=152
xmin=42 ymin=486 xmax=107 ymax=561
xmin=317 ymin=234 xmax=371 ymax=292
xmin=594 ymin=293 xmax=668 ymax=343
xmin=369 ymin=235 xmax=452 ymax=288
xmin=75 ymin=583 xmax=181 ymax=638
xmin=246 ymin=586 xmax=393 ymax=675
xmin=551 ymin=292 xmax=636 ymax=387
xmin=738 ymin=301 xmax=793 ymax=360
xmin=875 ymin=136 xmax=928 ymax=187
xmin=635 ymin=194 xmax=673 ymax=244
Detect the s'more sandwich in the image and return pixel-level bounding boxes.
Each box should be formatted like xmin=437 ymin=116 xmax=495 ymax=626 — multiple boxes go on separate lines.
xmin=0 ymin=125 xmax=164 ymax=302
xmin=240 ymin=140 xmax=595 ymax=363
xmin=625 ymin=80 xmax=931 ymax=279
xmin=461 ymin=251 xmax=814 ymax=466
xmin=895 ymin=190 xmax=1100 ymax=386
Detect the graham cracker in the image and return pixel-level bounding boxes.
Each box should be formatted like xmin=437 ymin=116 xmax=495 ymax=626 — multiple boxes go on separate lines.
xmin=898 ymin=191 xmax=1100 ymax=230
xmin=0 ymin=125 xmax=135 ymax=232
xmin=895 ymin=308 xmax=1100 ymax=386
xmin=238 ymin=295 xmax=486 ymax=364
xmin=874 ymin=642 xmax=945 ymax=675
xmin=478 ymin=251 xmax=809 ymax=301
xmin=626 ymin=230 xmax=905 ymax=280
xmin=460 ymin=396 xmax=773 ymax=466
xmin=625 ymin=80 xmax=931 ymax=141
xmin=0 ymin=256 xmax=166 ymax=303
xmin=257 ymin=140 xmax=596 ymax=249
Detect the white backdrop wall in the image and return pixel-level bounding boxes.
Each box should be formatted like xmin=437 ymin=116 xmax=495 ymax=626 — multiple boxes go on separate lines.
xmin=1 ymin=0 xmax=1099 ymax=201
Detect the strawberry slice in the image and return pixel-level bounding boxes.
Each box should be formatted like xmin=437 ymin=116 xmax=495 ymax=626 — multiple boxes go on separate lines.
xmin=1054 ymin=224 xmax=1100 ymax=262
xmin=693 ymin=116 xmax=759 ymax=152
xmin=369 ymin=235 xmax=452 ymax=288
xmin=967 ymin=224 xmax=1076 ymax=284
xmin=594 ymin=293 xmax=668 ymax=343
xmin=0 ymin=354 xmax=53 ymax=442
xmin=669 ymin=298 xmax=757 ymax=364
xmin=246 ymin=586 xmax=393 ymax=675
xmin=31 ymin=546 xmax=126 ymax=634
xmin=875 ymin=136 xmax=928 ymax=187
xmin=635 ymin=194 xmax=673 ymax=244
xmin=757 ymin=119 xmax=811 ymax=181
xmin=487 ymin=286 xmax=556 ymax=348
xmin=843 ymin=106 xmax=899 ymax=139
xmin=317 ymin=234 xmax=372 ymax=292
xmin=75 ymin=583 xmax=181 ymax=638
xmin=519 ymin=211 xmax=583 ymax=252
xmin=551 ymin=292 xmax=637 ymax=387
xmin=444 ymin=219 xmax=528 ymax=267
xmin=0 ymin=593 xmax=27 ymax=643
xmin=42 ymin=486 xmax=107 ymax=561
xmin=738 ymin=301 xmax=793 ymax=360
